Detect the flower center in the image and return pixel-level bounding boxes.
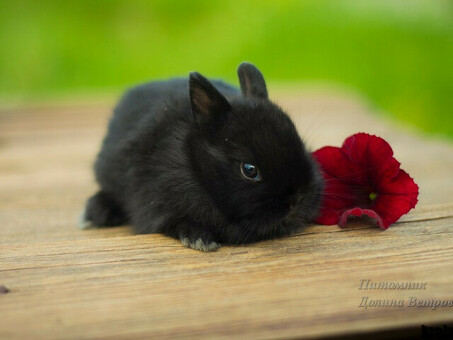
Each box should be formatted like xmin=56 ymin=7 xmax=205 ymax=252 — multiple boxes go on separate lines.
xmin=369 ymin=192 xmax=378 ymax=201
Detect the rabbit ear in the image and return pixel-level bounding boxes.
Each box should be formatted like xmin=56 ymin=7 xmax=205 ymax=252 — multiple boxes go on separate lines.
xmin=189 ymin=72 xmax=230 ymax=126
xmin=237 ymin=62 xmax=268 ymax=100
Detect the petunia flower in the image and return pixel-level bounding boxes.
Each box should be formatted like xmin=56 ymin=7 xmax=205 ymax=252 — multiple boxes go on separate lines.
xmin=312 ymin=133 xmax=419 ymax=229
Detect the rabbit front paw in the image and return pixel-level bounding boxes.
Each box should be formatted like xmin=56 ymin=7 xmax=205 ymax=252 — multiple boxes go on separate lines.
xmin=180 ymin=237 xmax=221 ymax=252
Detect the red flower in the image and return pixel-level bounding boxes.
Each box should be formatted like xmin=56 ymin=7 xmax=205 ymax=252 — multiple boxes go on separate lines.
xmin=312 ymin=133 xmax=419 ymax=229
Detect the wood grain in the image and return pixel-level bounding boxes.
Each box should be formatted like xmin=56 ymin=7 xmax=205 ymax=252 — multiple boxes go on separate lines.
xmin=1 ymin=92 xmax=453 ymax=339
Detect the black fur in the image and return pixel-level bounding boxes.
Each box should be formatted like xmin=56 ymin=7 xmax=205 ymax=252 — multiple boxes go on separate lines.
xmin=82 ymin=62 xmax=323 ymax=251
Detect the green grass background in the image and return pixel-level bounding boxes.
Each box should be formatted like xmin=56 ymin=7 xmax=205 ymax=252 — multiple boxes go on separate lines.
xmin=1 ymin=0 xmax=452 ymax=139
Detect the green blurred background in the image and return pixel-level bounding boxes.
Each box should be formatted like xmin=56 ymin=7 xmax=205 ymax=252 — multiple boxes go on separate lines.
xmin=1 ymin=0 xmax=452 ymax=139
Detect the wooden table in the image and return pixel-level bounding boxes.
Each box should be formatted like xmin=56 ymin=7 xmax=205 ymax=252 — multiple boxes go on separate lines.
xmin=1 ymin=92 xmax=452 ymax=339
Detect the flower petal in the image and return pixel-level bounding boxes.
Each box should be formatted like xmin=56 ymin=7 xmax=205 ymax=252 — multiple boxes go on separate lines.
xmin=316 ymin=207 xmax=340 ymax=225
xmin=313 ymin=147 xmax=357 ymax=225
xmin=371 ymin=170 xmax=419 ymax=228
xmin=339 ymin=207 xmax=385 ymax=229
xmin=314 ymin=173 xmax=354 ymax=225
xmin=342 ymin=133 xmax=401 ymax=185
xmin=312 ymin=146 xmax=354 ymax=181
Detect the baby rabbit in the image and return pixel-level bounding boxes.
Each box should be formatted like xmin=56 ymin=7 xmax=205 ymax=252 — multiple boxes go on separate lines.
xmin=80 ymin=62 xmax=323 ymax=251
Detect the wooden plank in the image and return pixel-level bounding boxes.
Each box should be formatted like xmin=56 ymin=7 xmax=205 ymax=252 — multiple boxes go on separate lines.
xmin=1 ymin=92 xmax=453 ymax=339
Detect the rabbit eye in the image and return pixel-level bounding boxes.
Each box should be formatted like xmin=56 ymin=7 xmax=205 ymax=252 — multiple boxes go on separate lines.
xmin=240 ymin=163 xmax=261 ymax=181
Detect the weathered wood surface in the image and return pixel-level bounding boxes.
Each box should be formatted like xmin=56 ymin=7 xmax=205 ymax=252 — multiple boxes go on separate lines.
xmin=1 ymin=92 xmax=453 ymax=339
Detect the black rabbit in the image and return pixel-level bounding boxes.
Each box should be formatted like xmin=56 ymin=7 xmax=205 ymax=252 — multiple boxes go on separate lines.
xmin=80 ymin=63 xmax=323 ymax=251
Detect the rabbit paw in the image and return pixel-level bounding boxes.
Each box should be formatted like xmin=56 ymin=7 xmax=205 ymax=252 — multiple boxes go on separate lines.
xmin=179 ymin=232 xmax=221 ymax=252
xmin=80 ymin=191 xmax=128 ymax=229
xmin=78 ymin=208 xmax=97 ymax=230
